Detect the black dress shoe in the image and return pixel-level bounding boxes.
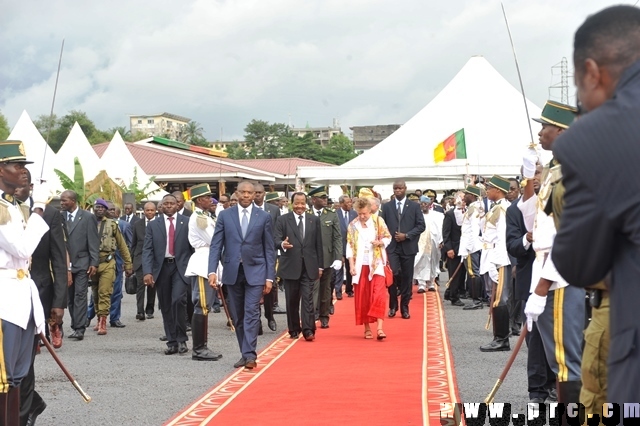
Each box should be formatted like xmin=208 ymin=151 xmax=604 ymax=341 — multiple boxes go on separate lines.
xmin=463 ymin=301 xmax=483 ymax=310
xmin=68 ymin=330 xmax=84 ymax=340
xmin=110 ymin=320 xmax=126 ymax=328
xmin=388 ymin=309 xmax=396 ymax=318
xmin=289 ymin=332 xmax=299 ymax=339
xmin=303 ymin=332 xmax=315 ymax=341
xmin=529 ymin=397 xmax=545 ymax=404
xmin=234 ymin=357 xmax=247 ymax=368
xmin=212 ymin=306 xmax=221 ymax=313
xmin=401 ymin=307 xmax=410 ymax=319
xmin=336 ymin=295 xmax=343 ymax=300
xmin=192 ymin=348 xmax=222 ymax=361
xmin=258 ymin=323 xmax=264 ymax=336
xmin=320 ymin=318 xmax=329 ymax=329
xmin=244 ymin=359 xmax=257 ymax=369
xmin=159 ymin=335 xmax=168 ymax=341
xmin=164 ymin=345 xmax=179 ymax=355
xmin=146 ymin=313 xmax=154 ymax=319
xmin=329 ymin=305 xmax=334 ymax=315
xmin=347 ymin=292 xmax=354 ymax=297
xmin=479 ymin=339 xmax=510 ymax=352
xmin=178 ymin=342 xmax=188 ymax=354
xmin=268 ymin=319 xmax=277 ymax=331
xmin=26 ymin=399 xmax=47 ymax=426
xmin=451 ymin=300 xmax=465 ymax=307
xmin=136 ymin=313 xmax=145 ymax=321
xmin=510 ymin=328 xmax=521 ymax=337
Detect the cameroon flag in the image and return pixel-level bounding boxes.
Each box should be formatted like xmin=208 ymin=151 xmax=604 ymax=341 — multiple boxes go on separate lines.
xmin=433 ymin=129 xmax=466 ymax=163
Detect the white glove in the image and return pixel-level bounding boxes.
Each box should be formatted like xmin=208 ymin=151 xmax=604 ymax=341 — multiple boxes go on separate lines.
xmin=31 ymin=180 xmax=52 ymax=210
xmin=459 ymin=253 xmax=467 ymax=261
xmin=331 ymin=260 xmax=342 ymax=270
xmin=524 ymin=293 xmax=547 ymax=331
xmin=522 ymin=147 xmax=539 ymax=179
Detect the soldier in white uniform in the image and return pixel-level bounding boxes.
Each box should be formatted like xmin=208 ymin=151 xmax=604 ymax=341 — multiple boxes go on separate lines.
xmin=456 ymin=185 xmax=485 ymax=310
xmin=185 ymin=184 xmax=222 ymax=361
xmin=0 ymin=140 xmax=50 ymax=424
xmin=521 ymin=101 xmax=584 ymax=408
xmin=478 ymin=176 xmax=512 ymax=352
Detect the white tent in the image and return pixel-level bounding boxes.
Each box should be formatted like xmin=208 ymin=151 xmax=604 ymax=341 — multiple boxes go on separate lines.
xmin=55 ymin=122 xmax=102 ymax=182
xmin=7 ymin=110 xmax=58 ymax=184
xmin=298 ymin=56 xmax=547 ymax=186
xmin=100 ymin=132 xmax=165 ymax=196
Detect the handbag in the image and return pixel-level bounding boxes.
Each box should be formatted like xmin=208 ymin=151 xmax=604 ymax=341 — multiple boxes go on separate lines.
xmin=125 ymin=275 xmax=137 ymax=295
xmin=376 ymin=216 xmax=394 ymax=287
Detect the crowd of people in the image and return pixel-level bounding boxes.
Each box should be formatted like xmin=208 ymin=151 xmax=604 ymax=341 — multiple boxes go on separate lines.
xmin=3 ymin=4 xmax=640 ymax=424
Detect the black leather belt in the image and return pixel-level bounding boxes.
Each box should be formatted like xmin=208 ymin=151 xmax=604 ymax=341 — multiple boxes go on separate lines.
xmin=164 ymin=257 xmax=175 ymax=263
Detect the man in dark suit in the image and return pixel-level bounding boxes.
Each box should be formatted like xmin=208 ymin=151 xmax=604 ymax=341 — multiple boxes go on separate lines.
xmin=552 ymin=5 xmax=640 ymax=405
xmin=209 ymin=181 xmax=276 ymax=369
xmin=121 ymin=202 xmax=140 ymax=226
xmin=442 ymin=193 xmax=465 ymax=306
xmin=143 ymin=194 xmax=193 ymax=355
xmin=308 ymin=186 xmax=342 ymax=329
xmin=253 ymin=183 xmax=281 ymax=332
xmin=506 ymin=166 xmax=556 ymax=403
xmin=380 ymin=180 xmax=426 ymax=319
xmin=60 ymin=190 xmax=99 ymax=340
xmin=16 ymin=171 xmax=68 ymax=425
xmin=131 ymin=201 xmax=157 ymax=320
xmin=335 ymin=195 xmax=357 ymax=300
xmin=274 ymin=192 xmax=323 ymax=341
xmin=173 ymin=191 xmax=193 ymax=217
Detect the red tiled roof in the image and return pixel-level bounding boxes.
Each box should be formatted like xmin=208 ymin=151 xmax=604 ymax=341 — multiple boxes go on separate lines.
xmin=234 ymin=158 xmax=335 ymax=176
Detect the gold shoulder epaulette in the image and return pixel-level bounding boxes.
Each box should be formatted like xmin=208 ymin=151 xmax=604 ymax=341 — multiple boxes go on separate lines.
xmin=196 ymin=215 xmax=208 ymax=230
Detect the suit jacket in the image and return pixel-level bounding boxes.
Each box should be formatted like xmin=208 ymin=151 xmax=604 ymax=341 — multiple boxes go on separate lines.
xmin=208 ymin=205 xmax=276 ymax=286
xmin=505 ymin=198 xmax=534 ymax=301
xmin=130 ymin=217 xmax=149 ymax=271
xmin=552 ymin=59 xmax=640 ymax=403
xmin=442 ymin=209 xmax=461 ymax=255
xmin=63 ymin=208 xmax=99 ymax=273
xmin=380 ymin=198 xmax=426 ymax=255
xmin=313 ymin=208 xmax=342 ymax=268
xmin=180 ymin=207 xmax=193 ymax=217
xmin=274 ymin=212 xmax=323 ymax=280
xmin=142 ymin=213 xmax=192 ymax=282
xmin=337 ymin=208 xmax=357 ymax=257
xmin=31 ymin=204 xmax=68 ymax=310
xmin=120 ymin=214 xmax=140 ymax=227
xmin=257 ymin=202 xmax=281 ymax=228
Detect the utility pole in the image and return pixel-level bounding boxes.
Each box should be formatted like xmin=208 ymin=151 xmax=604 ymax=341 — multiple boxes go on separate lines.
xmin=549 ymin=57 xmax=570 ymax=104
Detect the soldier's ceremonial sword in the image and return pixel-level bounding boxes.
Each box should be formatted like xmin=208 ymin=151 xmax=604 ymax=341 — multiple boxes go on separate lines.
xmin=39 ymin=38 xmax=64 ymax=181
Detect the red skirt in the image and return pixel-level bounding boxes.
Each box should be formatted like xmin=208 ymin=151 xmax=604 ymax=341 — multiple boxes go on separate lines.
xmin=354 ymin=265 xmax=387 ymax=325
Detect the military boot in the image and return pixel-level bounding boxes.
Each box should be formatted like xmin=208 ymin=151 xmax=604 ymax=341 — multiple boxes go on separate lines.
xmin=97 ymin=316 xmax=107 ymax=335
xmin=191 ymin=314 xmax=222 ymax=361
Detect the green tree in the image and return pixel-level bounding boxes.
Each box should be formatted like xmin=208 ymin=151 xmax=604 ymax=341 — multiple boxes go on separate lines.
xmin=280 ymin=133 xmax=321 ymax=160
xmin=54 ymin=157 xmax=121 ymax=208
xmin=107 ymin=126 xmax=131 ymax=141
xmin=225 ymin=142 xmax=250 ymax=159
xmin=181 ymin=121 xmax=209 ymax=147
xmin=244 ymin=119 xmax=288 ymax=158
xmin=316 ymin=134 xmax=358 ymax=165
xmin=116 ymin=167 xmax=164 ymax=203
xmin=0 ymin=111 xmax=10 ymax=140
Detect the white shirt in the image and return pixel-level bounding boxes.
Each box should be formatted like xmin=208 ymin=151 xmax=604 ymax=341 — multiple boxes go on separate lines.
xmin=295 ymin=211 xmax=306 ymax=237
xmin=238 ymin=203 xmax=254 ymax=227
xmin=164 ymin=214 xmax=177 ymax=258
xmin=186 ymin=208 xmax=215 ymax=278
xmin=67 ymin=205 xmax=79 ymax=222
xmin=394 ymin=197 xmax=406 ymax=215
xmin=253 ymin=202 xmax=264 ymax=211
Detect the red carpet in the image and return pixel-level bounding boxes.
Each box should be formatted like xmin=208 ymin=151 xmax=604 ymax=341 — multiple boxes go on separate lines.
xmin=166 ymin=287 xmax=462 ymax=425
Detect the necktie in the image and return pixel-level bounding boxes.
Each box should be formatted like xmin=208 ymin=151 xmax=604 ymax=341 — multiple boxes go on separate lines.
xmin=490 ymin=201 xmax=496 ymax=210
xmin=316 ymin=210 xmax=322 ymax=217
xmin=397 ymin=201 xmax=402 ymax=217
xmin=68 ymin=213 xmax=73 ymax=222
xmin=298 ymin=215 xmax=304 ymax=239
xmin=168 ymin=216 xmax=175 ymax=256
xmin=127 ymin=215 xmax=131 ymax=222
xmin=241 ymin=209 xmax=249 ymax=238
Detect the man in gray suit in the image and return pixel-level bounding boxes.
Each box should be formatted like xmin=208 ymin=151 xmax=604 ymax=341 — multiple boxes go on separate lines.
xmin=143 ymin=194 xmax=193 ymax=355
xmin=253 ymin=183 xmax=281 ymax=332
xmin=60 ymin=190 xmax=99 ymax=340
xmin=209 ymin=181 xmax=276 ymax=370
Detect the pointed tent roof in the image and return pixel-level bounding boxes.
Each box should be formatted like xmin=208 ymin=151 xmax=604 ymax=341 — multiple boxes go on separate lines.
xmin=298 ymin=56 xmax=546 ymax=185
xmin=55 ymin=122 xmax=102 ymax=182
xmin=100 ymin=131 xmax=164 ymax=194
xmin=7 ymin=110 xmax=58 ymax=183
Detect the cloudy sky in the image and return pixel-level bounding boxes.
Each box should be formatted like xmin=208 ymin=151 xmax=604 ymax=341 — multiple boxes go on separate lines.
xmin=0 ymin=0 xmax=629 ymax=141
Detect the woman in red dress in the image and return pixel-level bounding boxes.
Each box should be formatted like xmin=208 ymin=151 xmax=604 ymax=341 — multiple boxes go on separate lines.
xmin=346 ymin=198 xmax=391 ymax=340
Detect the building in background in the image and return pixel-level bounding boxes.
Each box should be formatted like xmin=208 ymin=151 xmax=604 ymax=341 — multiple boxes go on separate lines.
xmin=350 ymin=124 xmax=401 ymax=151
xmin=129 ymin=112 xmax=191 ymax=140
xmin=290 ymin=119 xmax=342 ymax=147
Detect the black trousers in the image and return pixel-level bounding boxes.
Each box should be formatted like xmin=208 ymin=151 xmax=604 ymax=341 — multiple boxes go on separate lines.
xmin=283 ymin=261 xmax=316 ymax=336
xmin=317 ymin=267 xmax=333 ymax=319
xmin=68 ymin=270 xmax=89 ymax=332
xmin=135 ymin=267 xmax=156 ymax=315
xmin=526 ymin=315 xmax=556 ymax=399
xmin=155 ymin=260 xmax=188 ymax=347
xmin=387 ymin=249 xmax=415 ymax=311
xmin=446 ymin=255 xmax=466 ymax=302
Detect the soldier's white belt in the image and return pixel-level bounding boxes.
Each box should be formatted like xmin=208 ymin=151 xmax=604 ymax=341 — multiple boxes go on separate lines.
xmin=0 ymin=268 xmax=29 ymax=280
xmin=535 ymin=251 xmax=550 ymax=262
xmin=483 ymin=243 xmax=495 ymax=250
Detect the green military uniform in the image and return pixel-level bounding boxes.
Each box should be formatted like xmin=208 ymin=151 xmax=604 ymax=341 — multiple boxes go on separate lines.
xmin=92 ymin=205 xmax=132 ymax=319
xmin=552 ymin=177 xmax=609 ymax=417
xmin=308 ymin=186 xmax=342 ymax=327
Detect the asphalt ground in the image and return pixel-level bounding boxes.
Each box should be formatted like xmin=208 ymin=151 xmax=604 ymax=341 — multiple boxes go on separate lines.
xmin=30 ymin=272 xmax=533 ymax=425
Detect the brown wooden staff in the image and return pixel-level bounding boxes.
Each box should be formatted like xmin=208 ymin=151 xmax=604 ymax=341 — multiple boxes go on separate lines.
xmin=445 ymin=262 xmax=464 ymax=288
xmin=217 ymin=287 xmax=235 ymax=332
xmin=484 ymin=327 xmax=528 ymax=403
xmin=39 ymin=332 xmax=91 ymax=403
